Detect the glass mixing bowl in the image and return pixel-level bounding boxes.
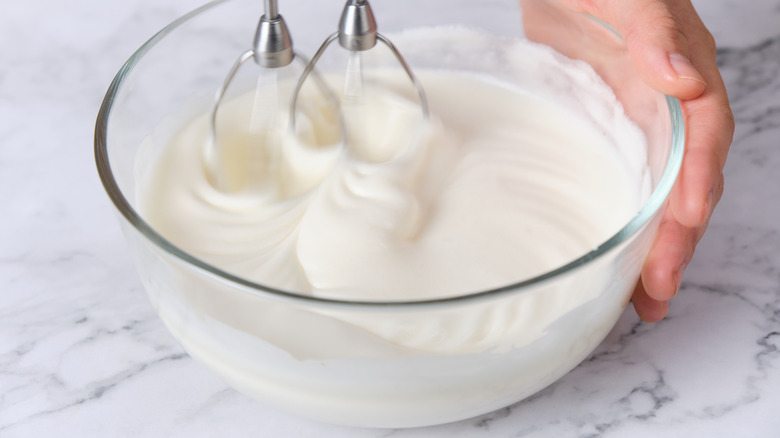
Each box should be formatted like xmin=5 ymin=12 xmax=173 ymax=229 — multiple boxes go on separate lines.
xmin=95 ymin=0 xmax=683 ymax=428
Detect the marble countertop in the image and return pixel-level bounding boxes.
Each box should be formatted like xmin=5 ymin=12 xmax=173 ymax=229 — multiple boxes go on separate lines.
xmin=2 ymin=0 xmax=779 ymax=436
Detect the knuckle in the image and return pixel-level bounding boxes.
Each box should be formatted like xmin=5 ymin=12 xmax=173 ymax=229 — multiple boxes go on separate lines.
xmin=695 ymin=28 xmax=718 ymax=59
xmin=703 ymin=28 xmax=717 ymax=54
xmin=624 ymin=6 xmax=687 ymax=49
xmin=722 ymin=107 xmax=736 ymax=136
xmin=716 ymin=172 xmax=726 ymax=199
xmin=714 ymin=108 xmax=735 ymax=167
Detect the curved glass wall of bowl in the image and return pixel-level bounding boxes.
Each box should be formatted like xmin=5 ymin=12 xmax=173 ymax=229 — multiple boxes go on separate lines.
xmin=94 ymin=0 xmax=686 ymax=426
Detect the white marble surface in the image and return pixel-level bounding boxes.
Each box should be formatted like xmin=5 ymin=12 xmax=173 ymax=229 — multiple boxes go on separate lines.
xmin=2 ymin=0 xmax=779 ymax=436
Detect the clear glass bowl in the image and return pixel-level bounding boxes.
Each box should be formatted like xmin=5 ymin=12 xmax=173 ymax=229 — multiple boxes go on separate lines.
xmin=95 ymin=0 xmax=683 ymax=428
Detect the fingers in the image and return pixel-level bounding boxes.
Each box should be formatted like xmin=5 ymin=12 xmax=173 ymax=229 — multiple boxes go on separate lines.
xmin=634 ymin=207 xmax=708 ymax=322
xmin=632 ymin=278 xmax=669 ymax=322
xmin=670 ymin=94 xmax=733 ymax=227
xmin=550 ymin=0 xmax=735 ymax=322
xmin=558 ymin=0 xmax=707 ymax=100
xmin=641 ymin=209 xmax=702 ymax=301
xmin=655 ymin=96 xmax=731 ymax=309
xmin=670 ymin=137 xmax=727 ymax=228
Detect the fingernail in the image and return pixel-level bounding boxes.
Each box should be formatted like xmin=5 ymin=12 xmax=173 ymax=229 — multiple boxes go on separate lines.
xmin=669 ymin=54 xmax=707 ymax=86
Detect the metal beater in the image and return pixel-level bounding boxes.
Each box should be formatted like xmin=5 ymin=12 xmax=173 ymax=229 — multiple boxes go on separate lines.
xmin=290 ymin=0 xmax=429 ymax=124
xmin=205 ymin=0 xmax=299 ymax=189
xmin=206 ymin=0 xmax=430 ymax=189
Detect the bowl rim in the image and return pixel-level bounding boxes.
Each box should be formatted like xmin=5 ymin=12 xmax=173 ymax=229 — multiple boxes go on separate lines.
xmin=94 ymin=0 xmax=685 ymax=310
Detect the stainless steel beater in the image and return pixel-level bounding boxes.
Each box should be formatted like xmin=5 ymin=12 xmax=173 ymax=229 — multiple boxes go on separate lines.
xmin=206 ymin=0 xmax=430 ymax=189
xmin=206 ymin=0 xmax=295 ymax=170
xmin=290 ymin=0 xmax=429 ymax=124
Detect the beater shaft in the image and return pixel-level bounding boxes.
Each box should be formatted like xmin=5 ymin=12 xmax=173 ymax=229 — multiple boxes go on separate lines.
xmin=263 ymin=0 xmax=278 ymax=19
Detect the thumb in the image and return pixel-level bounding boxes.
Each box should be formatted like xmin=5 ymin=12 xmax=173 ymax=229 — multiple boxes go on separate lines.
xmin=561 ymin=0 xmax=707 ymax=100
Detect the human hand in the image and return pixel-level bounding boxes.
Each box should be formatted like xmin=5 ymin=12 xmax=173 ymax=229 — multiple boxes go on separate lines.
xmin=521 ymin=0 xmax=735 ymax=321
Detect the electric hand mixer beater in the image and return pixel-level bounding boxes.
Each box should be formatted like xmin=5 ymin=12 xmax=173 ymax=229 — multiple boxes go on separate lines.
xmin=205 ymin=0 xmax=430 ymax=191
